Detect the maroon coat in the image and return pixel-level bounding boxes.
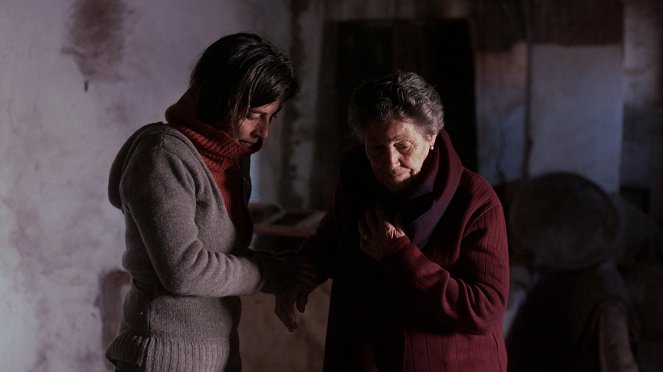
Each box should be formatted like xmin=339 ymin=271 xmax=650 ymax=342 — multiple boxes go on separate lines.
xmin=302 ymin=130 xmax=509 ymax=372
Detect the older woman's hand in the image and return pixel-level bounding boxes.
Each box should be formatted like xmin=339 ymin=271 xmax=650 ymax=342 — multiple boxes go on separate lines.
xmin=358 ymin=204 xmax=406 ymax=261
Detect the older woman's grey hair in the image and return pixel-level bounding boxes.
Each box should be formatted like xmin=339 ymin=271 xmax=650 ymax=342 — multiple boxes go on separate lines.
xmin=348 ymin=71 xmax=445 ymax=140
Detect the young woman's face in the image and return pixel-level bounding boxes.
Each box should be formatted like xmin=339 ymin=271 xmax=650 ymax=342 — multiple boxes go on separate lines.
xmin=365 ymin=118 xmax=437 ymax=193
xmin=235 ymin=101 xmax=282 ymax=149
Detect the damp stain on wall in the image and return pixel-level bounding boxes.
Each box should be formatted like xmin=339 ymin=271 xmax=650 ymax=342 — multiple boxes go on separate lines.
xmin=62 ymin=0 xmax=132 ymax=85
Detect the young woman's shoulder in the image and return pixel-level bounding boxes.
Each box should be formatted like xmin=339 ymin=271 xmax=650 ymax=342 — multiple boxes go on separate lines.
xmin=108 ymin=123 xmax=204 ymax=208
xmin=129 ymin=123 xmax=195 ymax=156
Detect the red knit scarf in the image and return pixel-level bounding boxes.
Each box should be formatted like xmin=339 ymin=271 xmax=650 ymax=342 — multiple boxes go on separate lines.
xmin=164 ymin=90 xmax=256 ymax=240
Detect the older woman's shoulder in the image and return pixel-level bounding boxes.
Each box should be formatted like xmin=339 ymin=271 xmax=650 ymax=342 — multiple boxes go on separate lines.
xmin=456 ymin=168 xmax=503 ymax=208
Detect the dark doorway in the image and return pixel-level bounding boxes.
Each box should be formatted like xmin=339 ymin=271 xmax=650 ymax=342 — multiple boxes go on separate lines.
xmin=310 ymin=19 xmax=477 ymax=208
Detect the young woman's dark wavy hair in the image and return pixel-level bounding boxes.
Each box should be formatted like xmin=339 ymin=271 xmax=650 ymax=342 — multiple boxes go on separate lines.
xmin=348 ymin=71 xmax=444 ymax=140
xmin=189 ymin=32 xmax=298 ymax=130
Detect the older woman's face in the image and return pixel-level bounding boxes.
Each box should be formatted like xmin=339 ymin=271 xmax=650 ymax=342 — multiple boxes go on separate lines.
xmin=365 ymin=118 xmax=437 ymax=193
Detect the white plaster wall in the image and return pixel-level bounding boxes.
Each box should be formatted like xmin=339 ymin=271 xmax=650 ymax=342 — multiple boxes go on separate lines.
xmin=622 ymin=0 xmax=663 ymax=219
xmin=0 ymin=0 xmax=290 ymax=370
xmin=475 ymin=42 xmax=528 ymax=185
xmin=622 ymin=0 xmax=662 ymax=187
xmin=528 ymin=44 xmax=624 ymax=194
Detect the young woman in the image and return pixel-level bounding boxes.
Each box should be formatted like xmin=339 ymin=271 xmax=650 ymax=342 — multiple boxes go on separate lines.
xmin=105 ymin=32 xmax=298 ymax=372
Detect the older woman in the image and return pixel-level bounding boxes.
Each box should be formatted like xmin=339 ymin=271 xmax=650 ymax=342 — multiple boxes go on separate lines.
xmin=277 ymin=71 xmax=509 ymax=371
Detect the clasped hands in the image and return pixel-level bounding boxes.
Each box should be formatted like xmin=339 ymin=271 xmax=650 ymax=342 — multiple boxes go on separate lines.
xmin=275 ymin=203 xmax=405 ymax=330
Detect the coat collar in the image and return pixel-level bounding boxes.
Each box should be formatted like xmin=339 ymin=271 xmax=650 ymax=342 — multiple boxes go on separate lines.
xmin=403 ymin=129 xmax=463 ymax=248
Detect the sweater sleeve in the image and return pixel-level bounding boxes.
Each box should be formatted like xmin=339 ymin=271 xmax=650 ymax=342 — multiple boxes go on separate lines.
xmin=120 ymin=138 xmax=264 ymax=297
xmin=380 ymin=204 xmax=510 ymax=334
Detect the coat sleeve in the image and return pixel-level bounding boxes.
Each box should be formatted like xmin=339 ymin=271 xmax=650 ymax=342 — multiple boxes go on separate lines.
xmin=120 ymin=138 xmax=264 ymax=297
xmin=379 ymin=203 xmax=510 ymax=335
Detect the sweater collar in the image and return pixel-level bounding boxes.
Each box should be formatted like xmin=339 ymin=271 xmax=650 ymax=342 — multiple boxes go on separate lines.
xmin=164 ymin=90 xmax=258 ymax=161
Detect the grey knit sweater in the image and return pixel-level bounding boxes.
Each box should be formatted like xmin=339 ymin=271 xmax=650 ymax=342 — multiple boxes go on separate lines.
xmin=105 ymin=123 xmax=265 ymax=371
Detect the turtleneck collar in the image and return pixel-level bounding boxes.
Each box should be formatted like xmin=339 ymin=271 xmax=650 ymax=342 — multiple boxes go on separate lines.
xmin=164 ymin=90 xmax=259 ymax=161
